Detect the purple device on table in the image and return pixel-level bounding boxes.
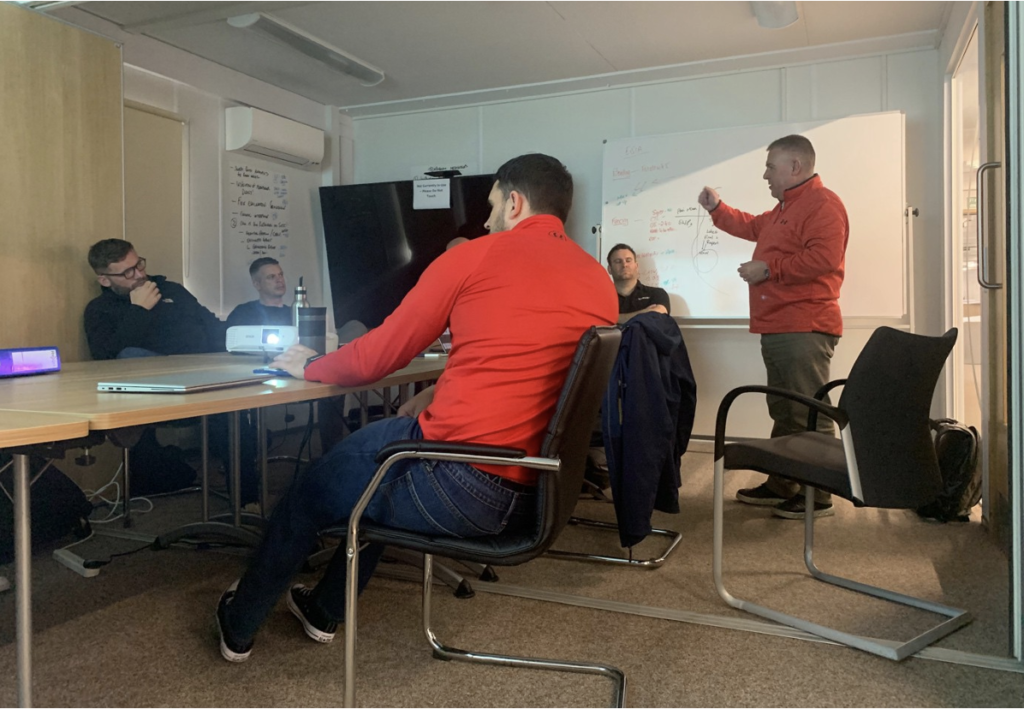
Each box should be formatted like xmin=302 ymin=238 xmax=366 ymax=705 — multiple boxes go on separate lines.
xmin=0 ymin=346 xmax=61 ymax=378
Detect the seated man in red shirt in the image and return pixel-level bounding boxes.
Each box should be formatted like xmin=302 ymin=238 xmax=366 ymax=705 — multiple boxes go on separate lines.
xmin=216 ymin=153 xmax=618 ymax=661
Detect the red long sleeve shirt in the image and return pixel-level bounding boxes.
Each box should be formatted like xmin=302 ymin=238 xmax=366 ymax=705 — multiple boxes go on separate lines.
xmin=711 ymin=175 xmax=849 ymax=336
xmin=304 ymin=214 xmax=618 ymax=483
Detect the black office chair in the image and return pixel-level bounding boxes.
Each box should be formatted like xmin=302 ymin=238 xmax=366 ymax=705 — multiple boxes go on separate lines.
xmin=549 ymin=313 xmax=694 ymax=568
xmin=335 ymin=326 xmax=625 ymax=707
xmin=712 ymin=326 xmax=970 ymax=661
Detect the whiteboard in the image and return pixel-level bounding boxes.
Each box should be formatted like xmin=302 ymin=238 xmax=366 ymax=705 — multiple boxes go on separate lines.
xmin=601 ymin=112 xmax=906 ymax=319
xmin=222 ymin=157 xmax=324 ymax=317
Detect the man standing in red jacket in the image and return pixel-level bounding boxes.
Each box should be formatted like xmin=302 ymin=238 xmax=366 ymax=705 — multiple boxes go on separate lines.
xmin=698 ymin=134 xmax=849 ymax=520
xmin=215 ymin=154 xmax=618 ymax=662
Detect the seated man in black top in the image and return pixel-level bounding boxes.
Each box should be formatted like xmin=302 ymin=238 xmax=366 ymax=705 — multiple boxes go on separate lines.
xmin=85 ymin=239 xmax=227 ymax=359
xmin=226 ymin=258 xmax=293 ymax=328
xmin=606 ymin=243 xmax=671 ymax=323
xmin=84 ymin=239 xmax=257 ymax=502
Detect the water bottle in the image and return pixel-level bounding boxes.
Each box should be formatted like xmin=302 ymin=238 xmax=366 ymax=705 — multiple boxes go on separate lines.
xmin=292 ymin=277 xmax=309 ymax=327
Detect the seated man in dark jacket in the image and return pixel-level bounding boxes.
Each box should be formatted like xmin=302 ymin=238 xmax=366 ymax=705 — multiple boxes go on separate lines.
xmin=85 ymin=239 xmax=227 ymax=360
xmin=84 ymin=240 xmax=255 ymax=501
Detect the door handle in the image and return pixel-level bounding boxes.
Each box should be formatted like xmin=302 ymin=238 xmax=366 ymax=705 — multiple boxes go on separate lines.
xmin=976 ymin=161 xmax=1003 ymax=289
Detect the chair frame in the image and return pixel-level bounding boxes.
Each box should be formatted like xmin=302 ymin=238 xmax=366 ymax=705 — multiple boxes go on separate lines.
xmin=342 ymin=448 xmax=627 ymax=707
xmin=713 ymin=384 xmax=972 ymax=661
xmin=547 ymin=515 xmax=683 ymax=568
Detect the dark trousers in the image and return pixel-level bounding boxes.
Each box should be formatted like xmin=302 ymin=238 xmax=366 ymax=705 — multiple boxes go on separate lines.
xmin=224 ymin=415 xmax=536 ymax=643
xmin=760 ymin=332 xmax=839 ymax=502
xmin=207 ymin=412 xmax=259 ymax=505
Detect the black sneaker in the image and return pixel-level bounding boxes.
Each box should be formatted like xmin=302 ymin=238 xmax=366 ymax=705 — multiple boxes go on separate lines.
xmin=772 ymin=495 xmax=835 ymax=519
xmin=735 ymin=483 xmax=789 ymax=506
xmin=287 ymin=584 xmax=338 ymax=643
xmin=217 ymin=581 xmax=254 ymax=662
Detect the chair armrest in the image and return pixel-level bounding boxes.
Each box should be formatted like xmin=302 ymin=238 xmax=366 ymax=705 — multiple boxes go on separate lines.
xmin=374 ymin=439 xmax=527 ymax=465
xmin=813 ymin=378 xmax=848 ymax=401
xmin=807 ymin=379 xmax=848 ymax=430
xmin=714 ymin=385 xmax=849 ymax=459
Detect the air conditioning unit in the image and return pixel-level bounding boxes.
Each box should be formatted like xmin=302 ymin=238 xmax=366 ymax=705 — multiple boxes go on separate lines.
xmin=225 ymin=106 xmax=324 ymax=168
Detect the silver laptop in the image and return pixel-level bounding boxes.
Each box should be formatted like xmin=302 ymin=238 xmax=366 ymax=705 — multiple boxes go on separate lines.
xmin=97 ymin=370 xmax=270 ymax=394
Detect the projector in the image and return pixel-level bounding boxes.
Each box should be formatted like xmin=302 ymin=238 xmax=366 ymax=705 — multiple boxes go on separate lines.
xmin=226 ymin=325 xmax=299 ymax=354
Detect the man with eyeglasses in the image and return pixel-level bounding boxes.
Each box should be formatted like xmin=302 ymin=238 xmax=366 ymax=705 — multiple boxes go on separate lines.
xmin=84 ymin=239 xmax=227 ymax=360
xmin=84 ymin=239 xmax=244 ymax=499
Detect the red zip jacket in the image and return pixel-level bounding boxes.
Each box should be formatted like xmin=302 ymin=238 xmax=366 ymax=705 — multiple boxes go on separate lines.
xmin=304 ymin=214 xmax=618 ymax=483
xmin=711 ymin=175 xmax=848 ymax=336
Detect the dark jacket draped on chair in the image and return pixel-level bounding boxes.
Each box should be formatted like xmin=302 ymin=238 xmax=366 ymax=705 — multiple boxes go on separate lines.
xmin=602 ymin=312 xmax=696 ymax=547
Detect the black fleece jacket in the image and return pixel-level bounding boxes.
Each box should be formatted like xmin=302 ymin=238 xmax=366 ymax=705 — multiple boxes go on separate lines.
xmin=83 ymin=275 xmax=227 ymax=360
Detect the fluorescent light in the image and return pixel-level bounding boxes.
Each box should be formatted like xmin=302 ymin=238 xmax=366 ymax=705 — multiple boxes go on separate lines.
xmin=227 ymin=13 xmax=385 ymax=87
xmin=750 ymin=1 xmax=799 ymax=29
xmin=14 ymin=1 xmax=85 ymax=9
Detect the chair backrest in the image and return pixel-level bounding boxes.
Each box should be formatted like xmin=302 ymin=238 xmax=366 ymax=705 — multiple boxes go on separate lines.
xmin=837 ymin=326 xmax=957 ymax=508
xmin=359 ymin=325 xmax=621 ymax=566
xmin=534 ymin=325 xmax=622 ymax=550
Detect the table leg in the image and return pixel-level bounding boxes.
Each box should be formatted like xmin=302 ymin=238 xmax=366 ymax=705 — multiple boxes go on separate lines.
xmin=358 ymin=392 xmax=369 ymax=429
xmin=155 ymin=412 xmax=261 ymax=549
xmin=231 ymin=411 xmax=241 ymax=528
xmin=14 ymin=453 xmax=32 ymax=707
xmin=201 ymin=416 xmax=210 ymax=523
xmin=258 ymin=408 xmax=268 ymax=515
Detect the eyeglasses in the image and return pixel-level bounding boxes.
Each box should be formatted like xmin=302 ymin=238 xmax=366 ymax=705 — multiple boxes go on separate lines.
xmin=103 ymin=257 xmax=146 ymax=280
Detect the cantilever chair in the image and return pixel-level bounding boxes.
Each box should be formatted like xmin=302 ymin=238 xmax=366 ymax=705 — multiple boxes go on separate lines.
xmin=549 ymin=314 xmax=692 ymax=569
xmin=713 ymin=326 xmax=970 ymax=661
xmin=337 ymin=326 xmax=625 ymax=707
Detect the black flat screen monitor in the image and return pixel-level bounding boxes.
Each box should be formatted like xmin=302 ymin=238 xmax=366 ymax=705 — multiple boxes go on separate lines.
xmin=320 ymin=174 xmax=495 ymax=330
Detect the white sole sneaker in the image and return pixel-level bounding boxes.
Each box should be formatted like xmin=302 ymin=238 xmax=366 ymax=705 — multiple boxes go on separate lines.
xmin=287 ymin=585 xmax=336 ymax=644
xmin=217 ymin=580 xmax=253 ymax=662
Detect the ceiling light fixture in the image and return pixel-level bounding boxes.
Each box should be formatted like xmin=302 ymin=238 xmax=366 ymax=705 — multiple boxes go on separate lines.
xmin=750 ymin=1 xmax=799 ymax=30
xmin=14 ymin=1 xmax=84 ymax=10
xmin=227 ymin=13 xmax=385 ymax=87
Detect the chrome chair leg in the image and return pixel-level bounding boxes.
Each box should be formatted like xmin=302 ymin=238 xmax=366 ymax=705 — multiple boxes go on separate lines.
xmin=421 ymin=554 xmax=627 ymax=707
xmin=547 ymin=516 xmax=682 ymax=568
xmin=713 ymin=458 xmax=972 ymax=661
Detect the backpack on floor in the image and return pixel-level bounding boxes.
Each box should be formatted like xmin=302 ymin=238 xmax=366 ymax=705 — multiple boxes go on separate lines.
xmin=0 ymin=454 xmax=93 ymax=564
xmin=916 ymin=418 xmax=982 ymax=523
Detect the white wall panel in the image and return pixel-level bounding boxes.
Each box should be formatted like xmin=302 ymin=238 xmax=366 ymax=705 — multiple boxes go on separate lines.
xmin=352 ymin=108 xmax=481 ymax=184
xmin=633 ymin=70 xmax=782 ymax=136
xmin=887 ymin=50 xmax=944 ymax=336
xmin=812 ymin=56 xmax=886 ymax=118
xmin=784 ymin=65 xmax=815 ymax=121
xmin=124 ymin=66 xmax=177 ymax=114
xmin=174 ymin=87 xmax=225 ymax=314
xmin=481 ymin=90 xmax=631 ymax=257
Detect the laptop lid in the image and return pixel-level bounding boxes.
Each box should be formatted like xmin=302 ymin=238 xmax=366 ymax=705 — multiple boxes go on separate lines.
xmin=97 ymin=370 xmax=270 ymax=394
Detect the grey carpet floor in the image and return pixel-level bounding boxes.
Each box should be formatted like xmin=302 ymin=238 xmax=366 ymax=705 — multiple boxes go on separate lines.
xmin=1 ymin=450 xmax=1022 ymax=707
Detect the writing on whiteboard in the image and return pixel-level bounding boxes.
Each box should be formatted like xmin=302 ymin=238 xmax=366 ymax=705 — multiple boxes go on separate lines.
xmin=227 ymin=164 xmax=291 ymax=258
xmin=601 ymin=113 xmax=907 ymax=318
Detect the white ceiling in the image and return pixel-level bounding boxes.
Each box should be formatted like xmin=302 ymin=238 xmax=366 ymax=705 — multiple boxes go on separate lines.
xmin=53 ymin=1 xmax=956 ymax=115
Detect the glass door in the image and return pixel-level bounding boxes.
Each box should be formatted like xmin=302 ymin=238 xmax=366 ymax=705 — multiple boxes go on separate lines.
xmin=1004 ymin=0 xmax=1024 ymax=664
xmin=978 ymin=1 xmax=1009 ymax=554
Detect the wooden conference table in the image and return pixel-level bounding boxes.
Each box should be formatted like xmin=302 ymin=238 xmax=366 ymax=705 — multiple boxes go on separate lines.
xmin=0 ymin=352 xmax=447 ymax=708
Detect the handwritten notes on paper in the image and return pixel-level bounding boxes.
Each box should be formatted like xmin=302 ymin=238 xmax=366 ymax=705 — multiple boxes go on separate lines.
xmin=227 ymin=164 xmax=290 ymax=258
xmin=413 ymin=179 xmax=451 ymax=210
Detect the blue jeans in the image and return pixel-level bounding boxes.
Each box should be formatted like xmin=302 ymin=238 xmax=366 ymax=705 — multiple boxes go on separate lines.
xmin=226 ymin=415 xmax=536 ymax=642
